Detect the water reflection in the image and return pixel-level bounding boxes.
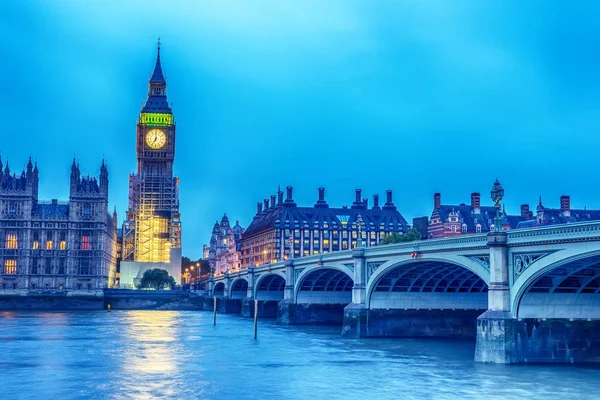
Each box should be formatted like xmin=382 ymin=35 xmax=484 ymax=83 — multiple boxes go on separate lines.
xmin=0 ymin=311 xmax=599 ymax=400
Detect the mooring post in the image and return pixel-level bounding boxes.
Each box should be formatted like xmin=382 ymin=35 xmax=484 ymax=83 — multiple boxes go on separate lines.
xmin=254 ymin=299 xmax=258 ymax=339
xmin=213 ymin=296 xmax=217 ymax=326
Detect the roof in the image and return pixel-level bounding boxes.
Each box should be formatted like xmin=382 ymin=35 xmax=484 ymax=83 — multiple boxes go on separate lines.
xmin=516 ymin=207 xmax=600 ymax=228
xmin=150 ymin=48 xmax=166 ymax=84
xmin=436 ymin=204 xmax=524 ymax=231
xmin=34 ymin=203 xmax=69 ymax=219
xmin=243 ymin=204 xmax=409 ymax=238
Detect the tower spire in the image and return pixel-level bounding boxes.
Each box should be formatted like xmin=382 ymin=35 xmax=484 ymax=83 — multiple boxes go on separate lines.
xmin=150 ymin=37 xmax=166 ymax=85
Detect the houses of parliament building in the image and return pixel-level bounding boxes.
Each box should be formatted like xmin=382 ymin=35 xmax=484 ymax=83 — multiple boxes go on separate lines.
xmin=0 ymin=157 xmax=117 ymax=291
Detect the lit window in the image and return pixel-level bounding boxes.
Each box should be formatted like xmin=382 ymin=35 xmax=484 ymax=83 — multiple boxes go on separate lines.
xmin=223 ymin=238 xmax=227 ymax=245
xmin=4 ymin=260 xmax=16 ymax=274
xmin=32 ymin=241 xmax=39 ymax=250
xmin=46 ymin=240 xmax=53 ymax=250
xmin=5 ymin=233 xmax=17 ymax=249
xmin=323 ymin=239 xmax=329 ymax=246
xmin=81 ymin=235 xmax=91 ymax=250
xmin=60 ymin=241 xmax=67 ymax=250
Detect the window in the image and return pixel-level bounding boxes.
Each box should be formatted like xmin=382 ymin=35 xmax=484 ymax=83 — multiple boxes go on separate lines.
xmin=60 ymin=241 xmax=67 ymax=250
xmin=462 ymin=224 xmax=468 ymax=233
xmin=79 ymin=259 xmax=90 ymax=275
xmin=31 ymin=258 xmax=38 ymax=275
xmin=476 ymin=224 xmax=482 ymax=233
xmin=46 ymin=240 xmax=53 ymax=250
xmin=4 ymin=260 xmax=16 ymax=274
xmin=451 ymin=226 xmax=457 ymax=233
xmin=5 ymin=233 xmax=17 ymax=249
xmin=58 ymin=258 xmax=65 ymax=275
xmin=45 ymin=258 xmax=52 ymax=275
xmin=32 ymin=241 xmax=39 ymax=250
xmin=81 ymin=235 xmax=91 ymax=250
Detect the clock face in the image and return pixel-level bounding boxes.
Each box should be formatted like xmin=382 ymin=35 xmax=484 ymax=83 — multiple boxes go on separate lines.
xmin=145 ymin=129 xmax=167 ymax=149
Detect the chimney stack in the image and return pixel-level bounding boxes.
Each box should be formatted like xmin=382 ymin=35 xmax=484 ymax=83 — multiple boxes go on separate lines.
xmin=257 ymin=202 xmax=263 ymax=214
xmin=373 ymin=194 xmax=380 ymax=209
xmin=270 ymin=195 xmax=276 ymax=208
xmin=277 ymin=188 xmax=283 ymax=204
xmin=382 ymin=190 xmax=397 ymax=210
xmin=471 ymin=192 xmax=481 ymax=209
xmin=363 ymin=198 xmax=368 ymax=209
xmin=283 ymin=186 xmax=296 ymax=206
xmin=560 ymin=195 xmax=571 ymax=216
xmin=315 ymin=187 xmax=329 ymax=208
xmin=520 ymin=204 xmax=530 ymax=219
xmin=352 ymin=189 xmax=363 ymax=209
xmin=434 ymin=193 xmax=441 ymax=209
xmin=264 ymin=199 xmax=269 ymax=211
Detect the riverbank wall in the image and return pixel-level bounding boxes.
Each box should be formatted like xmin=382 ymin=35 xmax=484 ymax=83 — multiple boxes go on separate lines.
xmin=0 ymin=289 xmax=205 ymax=311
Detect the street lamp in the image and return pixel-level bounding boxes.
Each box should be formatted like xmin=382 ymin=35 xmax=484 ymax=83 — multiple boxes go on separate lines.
xmin=490 ymin=178 xmax=504 ymax=232
xmin=356 ymin=214 xmax=364 ymax=248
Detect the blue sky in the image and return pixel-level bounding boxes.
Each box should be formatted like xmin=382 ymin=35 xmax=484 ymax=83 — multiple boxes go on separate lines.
xmin=1 ymin=1 xmax=600 ymax=258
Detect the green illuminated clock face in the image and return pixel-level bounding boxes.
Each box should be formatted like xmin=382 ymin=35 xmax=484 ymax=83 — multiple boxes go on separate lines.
xmin=145 ymin=129 xmax=166 ymax=149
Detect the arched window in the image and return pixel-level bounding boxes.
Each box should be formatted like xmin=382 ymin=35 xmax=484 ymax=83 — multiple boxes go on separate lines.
xmin=476 ymin=224 xmax=482 ymax=233
xmin=462 ymin=224 xmax=468 ymax=233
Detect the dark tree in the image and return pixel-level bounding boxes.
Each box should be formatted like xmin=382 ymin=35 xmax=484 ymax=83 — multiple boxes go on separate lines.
xmin=137 ymin=268 xmax=176 ymax=290
xmin=381 ymin=228 xmax=422 ymax=245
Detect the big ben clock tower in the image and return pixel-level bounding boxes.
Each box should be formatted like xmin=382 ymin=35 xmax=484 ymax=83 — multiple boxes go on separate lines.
xmin=120 ymin=39 xmax=182 ymax=286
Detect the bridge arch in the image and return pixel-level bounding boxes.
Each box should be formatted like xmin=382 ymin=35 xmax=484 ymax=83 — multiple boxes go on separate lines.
xmin=213 ymin=281 xmax=225 ymax=298
xmin=366 ymin=258 xmax=489 ymax=310
xmin=229 ymin=278 xmax=248 ymax=299
xmin=254 ymin=272 xmax=286 ymax=301
xmin=294 ymin=265 xmax=354 ymax=304
xmin=513 ymin=250 xmax=600 ymax=318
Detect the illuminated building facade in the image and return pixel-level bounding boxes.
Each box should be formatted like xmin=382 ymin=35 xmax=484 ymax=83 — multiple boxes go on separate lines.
xmin=0 ymin=156 xmax=117 ymax=291
xmin=205 ymin=214 xmax=244 ymax=274
xmin=239 ymin=187 xmax=409 ymax=268
xmin=119 ymin=40 xmax=182 ymax=287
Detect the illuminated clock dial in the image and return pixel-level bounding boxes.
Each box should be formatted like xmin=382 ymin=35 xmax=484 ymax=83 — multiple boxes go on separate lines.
xmin=145 ymin=129 xmax=167 ymax=149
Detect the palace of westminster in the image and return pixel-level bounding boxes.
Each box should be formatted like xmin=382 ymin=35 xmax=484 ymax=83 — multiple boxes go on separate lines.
xmin=3 ymin=42 xmax=600 ymax=291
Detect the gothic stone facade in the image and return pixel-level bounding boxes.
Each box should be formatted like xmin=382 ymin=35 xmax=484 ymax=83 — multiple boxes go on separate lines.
xmin=206 ymin=214 xmax=244 ymax=274
xmin=0 ymin=157 xmax=117 ymax=291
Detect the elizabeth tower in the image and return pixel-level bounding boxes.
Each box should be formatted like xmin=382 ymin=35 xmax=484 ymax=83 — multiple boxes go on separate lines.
xmin=123 ymin=40 xmax=181 ymax=273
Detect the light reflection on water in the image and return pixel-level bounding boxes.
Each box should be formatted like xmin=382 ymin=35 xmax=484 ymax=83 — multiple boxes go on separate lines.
xmin=0 ymin=310 xmax=599 ymax=400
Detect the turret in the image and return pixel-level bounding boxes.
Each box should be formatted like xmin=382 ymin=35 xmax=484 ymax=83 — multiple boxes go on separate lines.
xmin=100 ymin=159 xmax=109 ymax=197
xmin=70 ymin=158 xmax=80 ymax=193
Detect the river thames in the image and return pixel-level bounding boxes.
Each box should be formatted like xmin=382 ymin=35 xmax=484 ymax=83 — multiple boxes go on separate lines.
xmin=0 ymin=310 xmax=599 ymax=399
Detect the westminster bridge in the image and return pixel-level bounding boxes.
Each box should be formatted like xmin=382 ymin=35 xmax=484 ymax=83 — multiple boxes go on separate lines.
xmin=207 ymin=221 xmax=600 ymax=364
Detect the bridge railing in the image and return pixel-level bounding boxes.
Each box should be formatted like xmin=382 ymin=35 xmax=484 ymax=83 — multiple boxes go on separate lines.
xmin=507 ymin=220 xmax=600 ymax=245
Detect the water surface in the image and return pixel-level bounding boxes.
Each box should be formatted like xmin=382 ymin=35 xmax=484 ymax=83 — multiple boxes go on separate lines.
xmin=0 ymin=310 xmax=598 ymax=399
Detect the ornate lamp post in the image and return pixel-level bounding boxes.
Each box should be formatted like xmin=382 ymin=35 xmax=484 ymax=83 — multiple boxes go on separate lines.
xmin=356 ymin=214 xmax=364 ymax=248
xmin=490 ymin=178 xmax=504 ymax=232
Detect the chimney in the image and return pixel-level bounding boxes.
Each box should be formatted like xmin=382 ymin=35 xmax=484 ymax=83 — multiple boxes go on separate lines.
xmin=315 ymin=187 xmax=329 ymax=208
xmin=283 ymin=186 xmax=297 ymax=206
xmin=373 ymin=194 xmax=380 ymax=210
xmin=520 ymin=204 xmax=530 ymax=219
xmin=382 ymin=190 xmax=396 ymax=210
xmin=560 ymin=195 xmax=571 ymax=216
xmin=351 ymin=189 xmax=363 ymax=209
xmin=363 ymin=198 xmax=368 ymax=209
xmin=270 ymin=195 xmax=276 ymax=208
xmin=277 ymin=188 xmax=283 ymax=204
xmin=257 ymin=202 xmax=262 ymax=214
xmin=434 ymin=193 xmax=441 ymax=209
xmin=471 ymin=192 xmax=481 ymax=209
xmin=264 ymin=199 xmax=269 ymax=210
